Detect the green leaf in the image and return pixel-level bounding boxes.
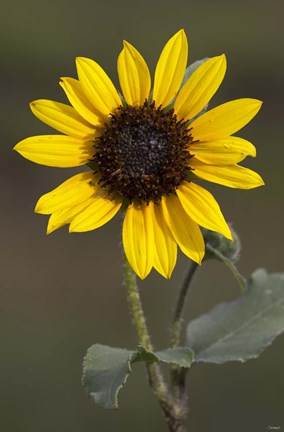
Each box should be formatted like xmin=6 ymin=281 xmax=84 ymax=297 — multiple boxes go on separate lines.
xmin=82 ymin=344 xmax=193 ymax=409
xmin=155 ymin=347 xmax=194 ymax=367
xmin=82 ymin=344 xmax=133 ymax=409
xmin=133 ymin=346 xmax=194 ymax=368
xmin=186 ymin=269 xmax=284 ymax=364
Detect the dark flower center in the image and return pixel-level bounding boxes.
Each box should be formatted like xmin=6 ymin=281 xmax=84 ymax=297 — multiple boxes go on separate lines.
xmin=93 ymin=102 xmax=193 ymax=204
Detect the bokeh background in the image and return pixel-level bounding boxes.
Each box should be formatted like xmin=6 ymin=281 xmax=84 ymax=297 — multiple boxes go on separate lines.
xmin=1 ymin=0 xmax=283 ymax=431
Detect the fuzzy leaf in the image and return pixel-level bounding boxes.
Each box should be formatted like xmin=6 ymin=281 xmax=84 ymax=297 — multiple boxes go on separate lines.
xmin=82 ymin=344 xmax=133 ymax=409
xmin=134 ymin=346 xmax=194 ymax=367
xmin=186 ymin=269 xmax=284 ymax=363
xmin=82 ymin=344 xmax=193 ymax=409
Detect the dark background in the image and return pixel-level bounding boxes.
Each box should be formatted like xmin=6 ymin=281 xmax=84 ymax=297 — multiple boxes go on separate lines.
xmin=1 ymin=0 xmax=283 ymax=431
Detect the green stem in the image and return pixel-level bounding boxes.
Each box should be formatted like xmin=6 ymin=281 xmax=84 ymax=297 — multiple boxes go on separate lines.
xmin=123 ymin=258 xmax=176 ymax=419
xmin=206 ymin=244 xmax=246 ymax=292
xmin=124 ymin=258 xmax=153 ymax=350
xmin=170 ymin=261 xmax=198 ymax=411
xmin=171 ymin=261 xmax=199 ymax=349
xmin=123 ymin=258 xmax=189 ymax=431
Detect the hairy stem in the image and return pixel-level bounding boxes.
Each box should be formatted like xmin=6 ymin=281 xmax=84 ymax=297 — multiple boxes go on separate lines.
xmin=124 ymin=258 xmax=153 ymax=350
xmin=123 ymin=257 xmax=188 ymax=432
xmin=123 ymin=260 xmax=170 ymax=410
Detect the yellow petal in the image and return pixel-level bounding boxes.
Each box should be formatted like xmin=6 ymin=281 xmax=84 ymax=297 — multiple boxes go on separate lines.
xmin=30 ymin=100 xmax=95 ymax=140
xmin=191 ymin=99 xmax=262 ymax=141
xmin=35 ymin=172 xmax=96 ymax=214
xmin=14 ymin=135 xmax=94 ymax=168
xmin=191 ymin=159 xmax=265 ymax=189
xmin=60 ymin=77 xmax=103 ymax=126
xmin=153 ymin=204 xmax=177 ymax=279
xmin=161 ymin=195 xmax=204 ymax=264
xmin=177 ymin=182 xmax=232 ymax=239
xmin=122 ymin=202 xmax=155 ymax=279
xmin=117 ymin=41 xmax=151 ymax=106
xmin=190 ymin=136 xmax=256 ymax=165
xmin=69 ymin=191 xmax=122 ymax=232
xmin=175 ymin=54 xmax=227 ymax=122
xmin=153 ymin=29 xmax=188 ymax=108
xmin=76 ymin=57 xmax=121 ymax=118
xmin=46 ymin=197 xmax=94 ymax=234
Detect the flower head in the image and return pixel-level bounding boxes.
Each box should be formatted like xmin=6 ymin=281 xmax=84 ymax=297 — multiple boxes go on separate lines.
xmin=14 ymin=30 xmax=264 ymax=279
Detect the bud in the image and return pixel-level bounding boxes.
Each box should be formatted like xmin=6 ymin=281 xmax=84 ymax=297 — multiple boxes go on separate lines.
xmin=203 ymin=225 xmax=241 ymax=263
xmin=203 ymin=226 xmax=246 ymax=291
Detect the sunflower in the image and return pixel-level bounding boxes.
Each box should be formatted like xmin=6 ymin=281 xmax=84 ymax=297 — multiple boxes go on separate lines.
xmin=14 ymin=29 xmax=264 ymax=279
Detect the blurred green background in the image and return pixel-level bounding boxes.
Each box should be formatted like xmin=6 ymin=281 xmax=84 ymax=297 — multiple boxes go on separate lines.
xmin=1 ymin=0 xmax=283 ymax=430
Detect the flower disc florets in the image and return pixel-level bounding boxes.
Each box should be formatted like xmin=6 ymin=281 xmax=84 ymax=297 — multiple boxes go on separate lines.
xmin=94 ymin=102 xmax=193 ymax=203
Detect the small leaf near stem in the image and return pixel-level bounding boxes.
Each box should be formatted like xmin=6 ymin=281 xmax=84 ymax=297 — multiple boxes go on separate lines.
xmin=82 ymin=344 xmax=133 ymax=409
xmin=133 ymin=346 xmax=194 ymax=368
xmin=82 ymin=344 xmax=193 ymax=410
